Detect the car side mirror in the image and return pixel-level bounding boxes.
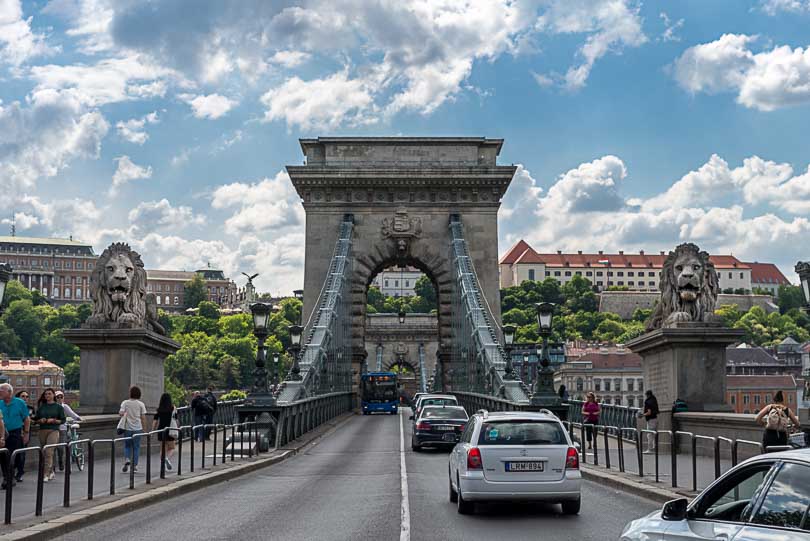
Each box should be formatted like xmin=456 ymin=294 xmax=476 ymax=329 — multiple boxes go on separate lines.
xmin=409 ymin=415 xmax=414 ymax=420
xmin=661 ymin=498 xmax=689 ymax=521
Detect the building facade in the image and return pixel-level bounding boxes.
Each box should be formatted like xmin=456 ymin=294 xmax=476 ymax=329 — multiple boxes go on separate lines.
xmin=0 ymin=236 xmax=96 ymax=306
xmin=745 ymin=262 xmax=791 ymax=296
xmin=726 ymin=375 xmax=799 ymax=414
xmin=554 ymin=346 xmax=644 ymax=407
xmin=371 ymin=266 xmax=424 ymax=297
xmin=0 ymin=358 xmax=65 ymax=395
xmin=500 ymin=240 xmax=755 ymax=293
xmin=146 ymin=269 xmax=239 ymax=312
xmin=726 ymin=343 xmax=805 ymax=377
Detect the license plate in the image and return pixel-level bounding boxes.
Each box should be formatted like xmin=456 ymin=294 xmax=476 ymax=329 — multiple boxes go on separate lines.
xmin=435 ymin=425 xmax=453 ymax=431
xmin=442 ymin=433 xmax=457 ymax=442
xmin=506 ymin=461 xmax=544 ymax=472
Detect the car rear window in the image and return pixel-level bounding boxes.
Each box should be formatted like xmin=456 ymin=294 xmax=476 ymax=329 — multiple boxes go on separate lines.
xmin=421 ymin=398 xmax=457 ymax=407
xmin=477 ymin=420 xmax=566 ymax=445
xmin=421 ymin=408 xmax=468 ymax=420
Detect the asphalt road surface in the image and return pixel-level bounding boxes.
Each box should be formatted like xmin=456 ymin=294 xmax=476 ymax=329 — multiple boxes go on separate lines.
xmin=59 ymin=410 xmax=658 ymax=541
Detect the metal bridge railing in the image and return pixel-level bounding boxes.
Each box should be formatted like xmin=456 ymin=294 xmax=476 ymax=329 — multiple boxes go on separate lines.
xmin=566 ymin=399 xmax=640 ymax=430
xmin=277 ymin=215 xmax=355 ymax=402
xmin=448 ymin=216 xmax=530 ymax=404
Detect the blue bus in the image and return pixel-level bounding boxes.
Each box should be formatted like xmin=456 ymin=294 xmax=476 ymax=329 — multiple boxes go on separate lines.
xmin=361 ymin=372 xmax=399 ymax=415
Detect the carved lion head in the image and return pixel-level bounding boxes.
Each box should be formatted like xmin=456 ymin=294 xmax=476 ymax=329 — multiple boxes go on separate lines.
xmin=89 ymin=242 xmax=147 ymax=326
xmin=646 ymin=243 xmax=719 ymax=330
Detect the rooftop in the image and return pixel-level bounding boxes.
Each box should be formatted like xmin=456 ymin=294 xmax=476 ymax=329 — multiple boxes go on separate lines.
xmin=0 ymin=358 xmax=63 ymax=371
xmin=727 ymin=375 xmax=797 ymax=389
xmin=0 ymin=235 xmax=92 ymax=248
xmin=745 ymin=262 xmax=791 ymax=285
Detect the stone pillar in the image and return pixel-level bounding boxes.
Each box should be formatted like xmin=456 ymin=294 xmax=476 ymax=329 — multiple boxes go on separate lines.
xmin=627 ymin=322 xmax=743 ymax=434
xmin=64 ymin=328 xmax=180 ymax=414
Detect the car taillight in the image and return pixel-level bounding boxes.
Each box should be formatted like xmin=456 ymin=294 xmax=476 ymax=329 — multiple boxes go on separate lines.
xmin=467 ymin=447 xmax=482 ymax=470
xmin=416 ymin=422 xmax=430 ymax=431
xmin=565 ymin=447 xmax=579 ymax=470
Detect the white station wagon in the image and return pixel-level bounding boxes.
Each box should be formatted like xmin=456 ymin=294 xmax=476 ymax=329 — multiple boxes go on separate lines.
xmin=448 ymin=410 xmax=582 ymax=515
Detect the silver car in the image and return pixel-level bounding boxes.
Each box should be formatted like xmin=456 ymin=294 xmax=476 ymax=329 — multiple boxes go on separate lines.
xmin=622 ymin=448 xmax=810 ymax=540
xmin=448 ymin=410 xmax=582 ymax=515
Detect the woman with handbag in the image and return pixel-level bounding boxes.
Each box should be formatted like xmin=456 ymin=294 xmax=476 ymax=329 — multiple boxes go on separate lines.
xmin=118 ymin=386 xmax=147 ymax=473
xmin=152 ymin=393 xmax=178 ymax=471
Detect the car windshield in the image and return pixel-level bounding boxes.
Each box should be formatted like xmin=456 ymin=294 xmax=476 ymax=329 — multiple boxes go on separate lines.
xmin=477 ymin=420 xmax=566 ymax=445
xmin=420 ymin=398 xmax=457 ymax=408
xmin=420 ymin=407 xmax=468 ymax=420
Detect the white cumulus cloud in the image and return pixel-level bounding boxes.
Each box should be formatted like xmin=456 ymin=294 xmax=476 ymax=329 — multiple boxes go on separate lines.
xmin=673 ymin=34 xmax=810 ymax=111
xmin=0 ymin=0 xmax=56 ymax=66
xmin=128 ymin=198 xmax=205 ymax=234
xmin=110 ymin=155 xmax=152 ymax=196
xmin=211 ymin=170 xmax=304 ymax=235
xmin=115 ymin=111 xmax=159 ymax=145
xmin=183 ymin=93 xmax=237 ymax=119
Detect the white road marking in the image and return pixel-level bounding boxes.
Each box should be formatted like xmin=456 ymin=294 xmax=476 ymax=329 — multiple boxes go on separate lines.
xmin=399 ymin=409 xmax=411 ymax=541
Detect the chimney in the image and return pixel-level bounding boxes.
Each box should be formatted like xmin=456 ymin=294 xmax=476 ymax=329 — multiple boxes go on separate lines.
xmin=598 ymin=250 xmax=603 ymax=255
xmin=619 ymin=250 xmax=624 ymax=255
xmin=577 ymin=250 xmax=582 ymax=255
xmin=660 ymin=251 xmax=665 ymax=256
xmin=639 ymin=250 xmax=644 ymax=255
xmin=556 ymin=250 xmax=562 ymax=255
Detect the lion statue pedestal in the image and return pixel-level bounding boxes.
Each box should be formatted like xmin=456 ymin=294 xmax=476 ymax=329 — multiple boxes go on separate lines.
xmin=64 ymin=243 xmax=180 ymax=414
xmin=627 ymin=244 xmax=742 ymax=436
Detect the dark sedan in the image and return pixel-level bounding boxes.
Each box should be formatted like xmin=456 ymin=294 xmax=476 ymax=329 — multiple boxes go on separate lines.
xmin=412 ymin=406 xmax=469 ymax=451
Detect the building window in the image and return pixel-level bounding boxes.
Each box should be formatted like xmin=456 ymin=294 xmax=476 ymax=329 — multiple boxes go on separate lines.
xmin=564 ymin=271 xmax=571 ymax=277
xmin=405 ymin=280 xmax=410 ymax=288
xmin=604 ymin=380 xmax=611 ymax=392
xmin=175 ymin=284 xmax=181 ymax=292
xmin=65 ymin=261 xmax=72 ymax=269
xmin=575 ymin=271 xmax=581 ymax=275
xmin=740 ymin=272 xmax=744 ymax=279
xmin=730 ymin=395 xmax=736 ymax=405
xmin=608 ymin=271 xmax=613 ymax=276
xmin=576 ymin=378 xmax=584 ymax=392
xmin=743 ymin=395 xmax=749 ymax=404
xmin=586 ymin=271 xmax=592 ymax=276
xmin=628 ymin=396 xmax=635 ymax=407
xmin=649 ymin=281 xmax=655 ymax=286
xmin=754 ymin=395 xmax=761 ymax=405
xmin=174 ymin=296 xmax=179 ymax=305
xmin=597 ymin=281 xmax=603 ymax=286
xmin=554 ymin=271 xmax=561 ymax=277
xmin=76 ymin=262 xmax=83 ymax=269
xmin=594 ymin=379 xmax=601 ymax=392
xmin=628 ymin=271 xmax=634 ymax=277
xmin=394 ymin=280 xmax=399 ymax=287
xmin=628 ymin=281 xmax=634 ymax=286
xmin=614 ymin=378 xmax=621 ymax=391
xmin=65 ymin=287 xmax=71 ymax=298
xmin=596 ymin=271 xmax=603 ymax=276
xmin=615 ymin=396 xmax=622 ymax=405
xmin=648 ymin=272 xmax=655 ymax=277
xmin=30 ymin=376 xmax=37 ymax=386
xmin=43 ymin=377 xmax=51 ymax=386
xmin=148 ymin=284 xmax=153 ymax=291
xmin=384 ymin=280 xmax=388 ymax=287
xmin=545 ymin=271 xmax=550 ymax=277
xmin=788 ymin=394 xmax=793 ymax=404
xmin=88 ymin=263 xmax=93 ymax=269
xmin=729 ymin=272 xmax=732 ymax=279
xmin=618 ymin=281 xmax=624 ymax=286
xmin=617 ymin=271 xmax=624 ymax=276
xmin=53 ymin=287 xmax=59 ymax=297
xmin=16 ymin=377 xmax=24 ymax=386
xmin=638 ymin=379 xmax=643 ymax=392
xmin=528 ymin=269 xmax=535 ymax=281
xmin=603 ymin=397 xmax=611 ymax=405
xmin=76 ymin=287 xmax=82 ymax=298
xmin=627 ymin=379 xmax=634 ymax=392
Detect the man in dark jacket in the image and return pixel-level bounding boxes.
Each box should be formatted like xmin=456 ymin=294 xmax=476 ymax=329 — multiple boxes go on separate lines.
xmin=191 ymin=391 xmax=211 ymax=442
xmin=203 ymin=386 xmax=218 ymax=439
xmin=642 ymin=390 xmax=660 ymax=453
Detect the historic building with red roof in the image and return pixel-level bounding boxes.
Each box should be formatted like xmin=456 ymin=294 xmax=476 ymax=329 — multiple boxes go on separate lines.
xmin=500 ymin=239 xmax=756 ymax=293
xmin=744 ymin=262 xmax=791 ymax=296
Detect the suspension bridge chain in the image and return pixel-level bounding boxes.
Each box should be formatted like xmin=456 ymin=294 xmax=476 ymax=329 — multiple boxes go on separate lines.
xmin=448 ymin=215 xmax=531 ymax=404
xmin=277 ymin=214 xmax=355 ymax=402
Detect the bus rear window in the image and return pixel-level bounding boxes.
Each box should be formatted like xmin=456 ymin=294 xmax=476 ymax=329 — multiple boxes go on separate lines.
xmin=477 ymin=421 xmax=565 ymax=446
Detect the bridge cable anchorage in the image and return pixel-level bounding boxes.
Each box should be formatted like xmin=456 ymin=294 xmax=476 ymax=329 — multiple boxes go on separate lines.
xmin=448 ymin=216 xmax=530 ymax=404
xmin=278 ymin=215 xmax=355 ymax=402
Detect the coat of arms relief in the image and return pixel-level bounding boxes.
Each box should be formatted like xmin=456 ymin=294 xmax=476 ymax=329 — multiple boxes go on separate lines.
xmin=381 ymin=208 xmax=423 ymax=258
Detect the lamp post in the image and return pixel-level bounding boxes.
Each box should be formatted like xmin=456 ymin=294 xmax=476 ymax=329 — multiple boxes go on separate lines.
xmin=797 ymin=262 xmax=810 ymax=314
xmin=272 ymin=352 xmax=280 ymax=387
xmin=398 ymin=309 xmax=406 ymax=325
xmin=0 ymin=263 xmax=12 ymax=314
xmin=502 ymin=324 xmax=517 ymax=380
xmin=248 ymin=302 xmax=276 ymax=406
xmin=288 ymin=324 xmax=303 ymax=380
xmin=531 ymin=302 xmax=564 ymax=417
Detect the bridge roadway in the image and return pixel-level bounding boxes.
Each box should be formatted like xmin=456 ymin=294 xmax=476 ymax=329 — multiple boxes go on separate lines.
xmin=59 ymin=410 xmax=658 ymax=541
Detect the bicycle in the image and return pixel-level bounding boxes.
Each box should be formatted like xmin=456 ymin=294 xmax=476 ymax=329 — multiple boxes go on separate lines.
xmin=66 ymin=419 xmax=86 ymax=471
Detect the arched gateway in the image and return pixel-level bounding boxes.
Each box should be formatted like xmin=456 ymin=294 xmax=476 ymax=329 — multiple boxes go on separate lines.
xmin=287 ymin=137 xmax=517 ymax=391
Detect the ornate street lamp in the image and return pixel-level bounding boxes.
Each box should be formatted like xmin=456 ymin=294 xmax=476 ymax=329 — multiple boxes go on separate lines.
xmin=0 ymin=263 xmax=11 ymax=314
xmin=293 ymin=289 xmax=304 ymax=302
xmin=272 ymin=352 xmax=280 ymax=386
xmin=288 ymin=324 xmax=303 ymax=380
xmin=522 ymin=351 xmax=529 ymax=381
xmin=248 ymin=302 xmax=277 ymax=405
xmin=398 ymin=309 xmax=406 ymax=325
xmin=797 ymin=262 xmax=810 ymax=314
xmin=531 ymin=302 xmax=564 ymax=416
xmin=502 ymin=324 xmax=517 ymax=380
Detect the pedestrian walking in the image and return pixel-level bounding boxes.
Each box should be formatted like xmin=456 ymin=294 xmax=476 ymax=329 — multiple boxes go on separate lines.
xmin=191 ymin=391 xmax=210 ymax=442
xmin=55 ymin=391 xmax=81 ymax=471
xmin=755 ymin=390 xmax=800 ymax=451
xmin=558 ymin=385 xmax=570 ymax=402
xmin=11 ymin=390 xmax=32 ymax=482
xmin=34 ymin=388 xmax=65 ymax=482
xmin=581 ymin=392 xmax=600 ymax=450
xmin=152 ymin=393 xmax=178 ymax=471
xmin=641 ymin=390 xmax=659 ymax=453
xmin=118 ymin=386 xmax=147 ymax=473
xmin=204 ymin=386 xmax=218 ymax=439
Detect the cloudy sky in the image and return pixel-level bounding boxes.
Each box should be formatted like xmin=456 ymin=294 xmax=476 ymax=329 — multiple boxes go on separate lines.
xmin=1 ymin=0 xmax=809 ymax=294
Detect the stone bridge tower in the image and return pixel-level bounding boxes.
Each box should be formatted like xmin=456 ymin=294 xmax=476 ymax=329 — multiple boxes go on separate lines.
xmin=287 ymin=137 xmax=516 ymax=382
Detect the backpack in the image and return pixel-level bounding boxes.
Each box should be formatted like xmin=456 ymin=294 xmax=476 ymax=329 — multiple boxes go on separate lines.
xmin=765 ymin=405 xmax=788 ymax=432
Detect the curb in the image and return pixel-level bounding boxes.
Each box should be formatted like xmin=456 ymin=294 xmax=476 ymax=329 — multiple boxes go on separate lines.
xmin=581 ymin=465 xmax=694 ymax=504
xmin=1 ymin=412 xmax=357 ymax=541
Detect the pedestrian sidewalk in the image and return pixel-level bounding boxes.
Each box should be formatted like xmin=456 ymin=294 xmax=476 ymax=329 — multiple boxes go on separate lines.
xmin=1 ymin=413 xmax=355 ymax=539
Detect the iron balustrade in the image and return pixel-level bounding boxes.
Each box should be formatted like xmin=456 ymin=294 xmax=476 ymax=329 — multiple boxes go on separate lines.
xmin=176 ymin=399 xmax=245 ymax=427
xmin=567 ymin=399 xmax=640 ymax=430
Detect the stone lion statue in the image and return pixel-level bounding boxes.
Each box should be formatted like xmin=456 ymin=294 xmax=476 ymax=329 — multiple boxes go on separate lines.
xmin=646 ymin=243 xmax=720 ymax=331
xmin=85 ymin=242 xmax=165 ymax=335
